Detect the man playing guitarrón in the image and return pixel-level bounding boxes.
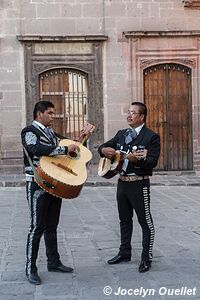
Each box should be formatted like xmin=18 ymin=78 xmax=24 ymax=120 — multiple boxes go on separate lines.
xmin=21 ymin=100 xmax=80 ymax=285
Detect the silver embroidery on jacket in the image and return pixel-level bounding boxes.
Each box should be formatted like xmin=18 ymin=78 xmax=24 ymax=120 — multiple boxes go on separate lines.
xmin=49 ymin=146 xmax=66 ymax=156
xmin=25 ymin=132 xmax=37 ymax=145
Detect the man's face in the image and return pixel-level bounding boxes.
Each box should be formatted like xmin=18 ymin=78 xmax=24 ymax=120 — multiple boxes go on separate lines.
xmin=127 ymin=105 xmax=144 ymax=128
xmin=37 ymin=107 xmax=55 ymax=127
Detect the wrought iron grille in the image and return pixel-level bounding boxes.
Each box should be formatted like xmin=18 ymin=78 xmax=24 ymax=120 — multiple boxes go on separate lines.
xmin=39 ymin=68 xmax=88 ymax=140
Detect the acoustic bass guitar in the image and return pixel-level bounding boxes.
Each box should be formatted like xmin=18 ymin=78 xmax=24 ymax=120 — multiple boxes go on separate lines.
xmin=36 ymin=123 xmax=95 ymax=199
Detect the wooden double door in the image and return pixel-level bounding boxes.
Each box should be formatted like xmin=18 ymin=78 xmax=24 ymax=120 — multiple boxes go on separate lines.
xmin=144 ymin=63 xmax=192 ymax=171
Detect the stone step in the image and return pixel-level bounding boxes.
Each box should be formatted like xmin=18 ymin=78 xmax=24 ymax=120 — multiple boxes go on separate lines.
xmin=0 ymin=164 xmax=24 ymax=175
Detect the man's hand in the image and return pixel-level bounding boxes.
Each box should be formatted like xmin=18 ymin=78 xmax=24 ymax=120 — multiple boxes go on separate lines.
xmin=101 ymin=147 xmax=116 ymax=159
xmin=127 ymin=149 xmax=147 ymax=162
xmin=67 ymin=144 xmax=80 ymax=154
xmin=80 ymin=123 xmax=95 ymax=139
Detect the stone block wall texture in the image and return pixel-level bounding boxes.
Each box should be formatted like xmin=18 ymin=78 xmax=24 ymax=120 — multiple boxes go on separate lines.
xmin=1 ymin=0 xmax=200 ymax=172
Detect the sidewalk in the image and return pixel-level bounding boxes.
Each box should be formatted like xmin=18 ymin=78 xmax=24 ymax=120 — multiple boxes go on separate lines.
xmin=0 ymin=183 xmax=200 ymax=299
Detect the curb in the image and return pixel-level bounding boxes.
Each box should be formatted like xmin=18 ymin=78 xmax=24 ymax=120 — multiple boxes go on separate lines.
xmin=1 ymin=179 xmax=200 ymax=187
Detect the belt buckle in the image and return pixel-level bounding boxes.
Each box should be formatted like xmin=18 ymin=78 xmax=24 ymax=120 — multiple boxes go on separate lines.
xmin=128 ymin=176 xmax=137 ymax=181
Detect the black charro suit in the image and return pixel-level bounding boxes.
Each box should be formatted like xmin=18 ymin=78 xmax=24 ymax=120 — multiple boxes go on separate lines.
xmin=98 ymin=125 xmax=160 ymax=263
xmin=21 ymin=121 xmax=68 ymax=276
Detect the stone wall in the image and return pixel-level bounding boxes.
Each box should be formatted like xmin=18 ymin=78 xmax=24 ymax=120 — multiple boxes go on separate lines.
xmin=1 ymin=0 xmax=200 ymax=173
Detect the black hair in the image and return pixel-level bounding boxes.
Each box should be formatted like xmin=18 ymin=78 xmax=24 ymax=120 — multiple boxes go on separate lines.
xmin=33 ymin=100 xmax=54 ymax=119
xmin=131 ymin=101 xmax=147 ymax=122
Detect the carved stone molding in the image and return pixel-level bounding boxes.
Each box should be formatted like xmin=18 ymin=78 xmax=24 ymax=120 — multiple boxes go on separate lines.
xmin=33 ymin=63 xmax=92 ymax=76
xmin=183 ymin=0 xmax=200 ymax=8
xmin=17 ymin=35 xmax=108 ymax=42
xmin=175 ymin=58 xmax=196 ymax=67
xmin=140 ymin=59 xmax=159 ymax=68
xmin=140 ymin=58 xmax=196 ymax=68
xmin=124 ymin=30 xmax=200 ymax=38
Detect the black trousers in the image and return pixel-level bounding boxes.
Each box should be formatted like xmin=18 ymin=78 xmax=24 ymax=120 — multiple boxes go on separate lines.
xmin=117 ymin=178 xmax=154 ymax=262
xmin=26 ymin=181 xmax=62 ymax=274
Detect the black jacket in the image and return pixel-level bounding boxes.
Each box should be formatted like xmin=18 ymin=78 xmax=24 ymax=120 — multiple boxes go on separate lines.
xmin=21 ymin=121 xmax=67 ymax=176
xmin=98 ymin=125 xmax=160 ymax=176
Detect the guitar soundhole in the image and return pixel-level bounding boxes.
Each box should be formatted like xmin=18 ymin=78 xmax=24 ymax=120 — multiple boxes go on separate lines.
xmin=68 ymin=151 xmax=78 ymax=159
xmin=111 ymin=157 xmax=115 ymax=164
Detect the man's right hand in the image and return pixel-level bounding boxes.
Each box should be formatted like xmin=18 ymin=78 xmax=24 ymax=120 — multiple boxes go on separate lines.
xmin=67 ymin=144 xmax=80 ymax=154
xmin=101 ymin=147 xmax=116 ymax=159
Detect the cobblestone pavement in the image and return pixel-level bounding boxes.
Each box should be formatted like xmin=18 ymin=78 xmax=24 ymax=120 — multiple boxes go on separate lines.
xmin=0 ymin=184 xmax=200 ymax=300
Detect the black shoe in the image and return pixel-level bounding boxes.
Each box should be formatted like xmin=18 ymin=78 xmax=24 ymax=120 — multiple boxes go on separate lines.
xmin=139 ymin=260 xmax=152 ymax=273
xmin=107 ymin=254 xmax=131 ymax=265
xmin=48 ymin=263 xmax=73 ymax=273
xmin=26 ymin=272 xmax=41 ymax=285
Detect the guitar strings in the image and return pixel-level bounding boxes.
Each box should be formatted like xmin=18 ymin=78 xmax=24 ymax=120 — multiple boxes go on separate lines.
xmin=61 ymin=126 xmax=91 ymax=172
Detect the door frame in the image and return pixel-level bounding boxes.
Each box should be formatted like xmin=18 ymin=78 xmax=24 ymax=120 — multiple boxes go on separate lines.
xmin=17 ymin=35 xmax=108 ymax=164
xmin=123 ymin=31 xmax=200 ymax=173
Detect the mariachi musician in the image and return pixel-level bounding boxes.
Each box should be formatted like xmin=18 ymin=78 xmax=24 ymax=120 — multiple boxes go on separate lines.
xmin=98 ymin=102 xmax=160 ymax=273
xmin=21 ymin=100 xmax=82 ymax=285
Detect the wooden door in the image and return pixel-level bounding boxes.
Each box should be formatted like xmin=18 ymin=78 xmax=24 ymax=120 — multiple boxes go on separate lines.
xmin=144 ymin=63 xmax=192 ymax=171
xmin=39 ymin=68 xmax=88 ymax=140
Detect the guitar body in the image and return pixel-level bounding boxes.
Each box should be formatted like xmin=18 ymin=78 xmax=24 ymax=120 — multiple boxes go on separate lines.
xmin=36 ymin=139 xmax=92 ymax=199
xmin=98 ymin=152 xmax=123 ymax=179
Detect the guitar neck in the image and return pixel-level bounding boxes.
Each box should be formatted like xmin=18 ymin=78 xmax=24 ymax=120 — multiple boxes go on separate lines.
xmin=77 ymin=123 xmax=95 ymax=145
xmin=77 ymin=134 xmax=88 ymax=145
xmin=116 ymin=150 xmax=129 ymax=161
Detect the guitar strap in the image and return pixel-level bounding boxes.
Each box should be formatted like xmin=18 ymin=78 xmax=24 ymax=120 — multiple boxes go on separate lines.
xmin=23 ymin=146 xmax=45 ymax=186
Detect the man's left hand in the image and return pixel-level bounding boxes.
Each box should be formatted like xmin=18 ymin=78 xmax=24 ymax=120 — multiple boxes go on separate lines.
xmin=127 ymin=149 xmax=147 ymax=162
xmin=135 ymin=149 xmax=147 ymax=161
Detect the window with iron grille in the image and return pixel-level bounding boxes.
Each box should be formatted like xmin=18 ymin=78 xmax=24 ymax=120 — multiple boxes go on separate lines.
xmin=39 ymin=68 xmax=88 ymax=140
